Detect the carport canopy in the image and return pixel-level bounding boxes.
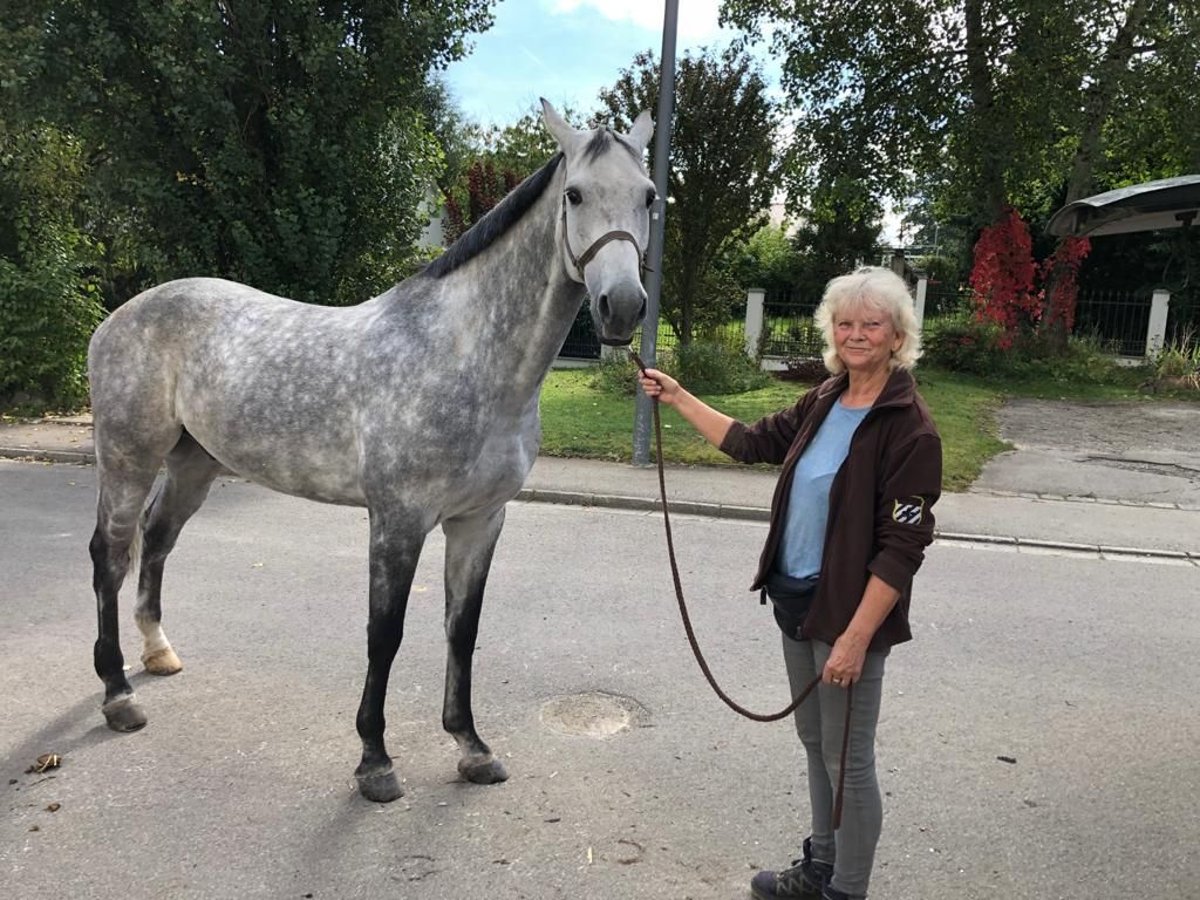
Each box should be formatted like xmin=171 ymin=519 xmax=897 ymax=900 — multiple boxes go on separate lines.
xmin=1047 ymin=174 xmax=1200 ymax=237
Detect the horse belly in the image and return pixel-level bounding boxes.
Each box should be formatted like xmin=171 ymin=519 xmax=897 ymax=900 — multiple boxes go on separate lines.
xmin=179 ymin=404 xmax=367 ymax=507
xmin=220 ymin=444 xmax=367 ymax=506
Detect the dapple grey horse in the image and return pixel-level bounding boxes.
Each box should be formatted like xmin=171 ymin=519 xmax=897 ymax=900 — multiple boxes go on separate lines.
xmin=86 ymin=101 xmax=654 ymax=802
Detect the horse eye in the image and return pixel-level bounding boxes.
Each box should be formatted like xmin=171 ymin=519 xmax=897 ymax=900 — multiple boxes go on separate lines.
xmin=565 ymin=188 xmax=582 ymax=206
xmin=645 ymin=188 xmax=656 ymax=208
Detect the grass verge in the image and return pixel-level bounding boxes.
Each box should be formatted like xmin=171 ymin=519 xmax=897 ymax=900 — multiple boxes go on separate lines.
xmin=539 ymin=367 xmax=1013 ymax=492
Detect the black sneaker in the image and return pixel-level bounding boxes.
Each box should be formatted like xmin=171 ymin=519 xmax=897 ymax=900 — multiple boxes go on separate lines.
xmin=750 ymin=837 xmax=832 ymax=899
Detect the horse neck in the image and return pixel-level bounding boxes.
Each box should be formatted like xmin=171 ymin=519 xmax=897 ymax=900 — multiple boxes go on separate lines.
xmin=438 ymin=167 xmax=585 ymax=400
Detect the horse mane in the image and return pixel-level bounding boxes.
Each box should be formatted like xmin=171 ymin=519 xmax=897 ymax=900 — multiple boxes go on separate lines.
xmin=422 ymin=152 xmax=565 ymax=279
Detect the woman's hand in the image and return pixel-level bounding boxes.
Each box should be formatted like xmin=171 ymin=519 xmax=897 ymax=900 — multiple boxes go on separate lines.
xmin=638 ymin=367 xmax=682 ymax=405
xmin=823 ymin=632 xmax=868 ymax=688
xmin=824 ymin=576 xmax=900 ymax=687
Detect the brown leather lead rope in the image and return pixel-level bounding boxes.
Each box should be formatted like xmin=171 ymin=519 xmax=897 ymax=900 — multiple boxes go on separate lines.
xmin=631 ymin=351 xmax=853 ymax=828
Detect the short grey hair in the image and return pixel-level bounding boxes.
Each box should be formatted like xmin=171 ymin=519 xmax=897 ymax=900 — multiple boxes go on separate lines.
xmin=814 ymin=266 xmax=922 ymax=374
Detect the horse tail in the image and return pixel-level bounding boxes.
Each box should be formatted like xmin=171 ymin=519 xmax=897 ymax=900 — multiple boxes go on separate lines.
xmin=128 ymin=480 xmax=160 ymax=581
xmin=127 ymin=517 xmax=144 ymax=582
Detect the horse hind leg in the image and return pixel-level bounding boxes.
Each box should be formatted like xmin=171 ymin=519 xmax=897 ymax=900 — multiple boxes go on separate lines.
xmin=91 ymin=461 xmax=163 ymax=732
xmin=134 ymin=432 xmax=222 ymax=676
xmin=441 ymin=509 xmax=509 ymax=786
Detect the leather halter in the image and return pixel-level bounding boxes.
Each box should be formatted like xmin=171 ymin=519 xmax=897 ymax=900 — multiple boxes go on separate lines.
xmin=560 ymin=193 xmax=649 ymax=281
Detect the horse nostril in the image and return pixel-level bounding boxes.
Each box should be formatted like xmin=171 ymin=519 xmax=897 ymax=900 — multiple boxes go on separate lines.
xmin=598 ymin=294 xmax=611 ymax=320
xmin=638 ymin=297 xmax=647 ymax=320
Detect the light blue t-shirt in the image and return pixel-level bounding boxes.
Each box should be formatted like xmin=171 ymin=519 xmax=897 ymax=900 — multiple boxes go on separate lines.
xmin=776 ymin=399 xmax=871 ymax=579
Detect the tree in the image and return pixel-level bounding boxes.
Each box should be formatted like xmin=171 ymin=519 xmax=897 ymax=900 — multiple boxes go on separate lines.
xmin=597 ymin=48 xmax=779 ymax=345
xmin=0 ymin=123 xmax=104 ymax=409
xmin=14 ymin=0 xmax=494 ymax=306
xmin=439 ymin=105 xmax=579 ymax=242
xmin=722 ymin=0 xmax=1194 ymax=232
xmin=723 ymin=0 xmax=1198 ymax=349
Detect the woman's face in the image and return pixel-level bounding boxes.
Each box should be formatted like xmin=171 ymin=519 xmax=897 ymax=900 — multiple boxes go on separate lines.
xmin=833 ymin=300 xmax=903 ymax=377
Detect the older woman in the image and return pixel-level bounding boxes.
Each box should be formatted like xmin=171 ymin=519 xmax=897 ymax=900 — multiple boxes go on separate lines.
xmin=639 ymin=266 xmax=942 ymax=900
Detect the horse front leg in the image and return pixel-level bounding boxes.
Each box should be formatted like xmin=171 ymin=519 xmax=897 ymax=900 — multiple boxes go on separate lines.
xmin=354 ymin=509 xmax=428 ymax=803
xmin=441 ymin=508 xmax=509 ymax=785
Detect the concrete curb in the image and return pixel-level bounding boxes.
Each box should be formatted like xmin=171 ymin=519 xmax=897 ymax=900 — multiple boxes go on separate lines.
xmin=0 ymin=447 xmax=95 ymax=465
xmin=510 ymin=490 xmax=1199 ymax=563
xmin=4 ymin=447 xmax=1196 ymax=564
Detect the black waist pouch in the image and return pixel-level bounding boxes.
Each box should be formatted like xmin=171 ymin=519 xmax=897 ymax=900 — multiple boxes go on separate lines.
xmin=763 ymin=571 xmax=819 ymax=640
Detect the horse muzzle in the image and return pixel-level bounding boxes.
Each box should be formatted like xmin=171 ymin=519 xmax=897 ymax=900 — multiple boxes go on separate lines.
xmin=592 ymin=277 xmax=648 ymax=346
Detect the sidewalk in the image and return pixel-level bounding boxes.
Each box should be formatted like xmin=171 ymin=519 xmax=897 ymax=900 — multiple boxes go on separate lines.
xmin=2 ymin=415 xmax=1197 ymax=560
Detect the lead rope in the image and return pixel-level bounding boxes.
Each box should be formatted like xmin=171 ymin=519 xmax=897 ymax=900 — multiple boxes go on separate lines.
xmin=630 ymin=351 xmax=852 ymax=828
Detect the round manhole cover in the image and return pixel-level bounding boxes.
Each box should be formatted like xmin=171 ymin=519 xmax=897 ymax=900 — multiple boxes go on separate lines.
xmin=540 ymin=691 xmax=647 ymax=738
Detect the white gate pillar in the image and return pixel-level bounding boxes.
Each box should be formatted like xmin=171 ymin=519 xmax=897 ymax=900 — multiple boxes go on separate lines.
xmin=1146 ymin=289 xmax=1170 ymax=357
xmin=914 ymin=277 xmax=928 ymax=332
xmin=744 ymin=287 xmax=766 ymax=359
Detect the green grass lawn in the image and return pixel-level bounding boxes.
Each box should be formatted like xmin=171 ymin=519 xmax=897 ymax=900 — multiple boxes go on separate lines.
xmin=539 ymin=367 xmax=1011 ymax=491
xmin=539 ymin=361 xmax=1198 ymax=491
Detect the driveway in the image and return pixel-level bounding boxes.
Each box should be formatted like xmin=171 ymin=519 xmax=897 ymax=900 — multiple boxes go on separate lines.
xmin=971 ymin=398 xmax=1200 ymax=508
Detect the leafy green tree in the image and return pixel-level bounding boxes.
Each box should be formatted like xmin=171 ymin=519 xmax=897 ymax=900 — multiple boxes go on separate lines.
xmin=724 ymin=223 xmax=803 ymax=297
xmin=597 ymin=48 xmax=779 ymax=344
xmin=17 ymin=0 xmax=493 ymax=306
xmin=0 ymin=123 xmax=104 ymax=410
xmin=438 ymin=104 xmax=581 ymax=242
xmin=722 ymin=0 xmax=1194 ymax=231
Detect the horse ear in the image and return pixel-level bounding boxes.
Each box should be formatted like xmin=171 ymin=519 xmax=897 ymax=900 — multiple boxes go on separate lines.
xmin=626 ymin=110 xmax=654 ymax=154
xmin=540 ymin=98 xmax=577 ymax=151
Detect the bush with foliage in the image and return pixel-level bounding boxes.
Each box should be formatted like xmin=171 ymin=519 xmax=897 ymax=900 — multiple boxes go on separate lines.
xmin=589 ymin=352 xmax=640 ymax=396
xmin=1151 ymin=329 xmax=1200 ymax=390
xmin=0 ymin=125 xmax=104 ymax=412
xmin=1005 ymin=332 xmax=1126 ymax=384
xmin=969 ymin=207 xmax=1092 ymax=349
xmin=669 ymin=339 xmax=771 ymax=394
xmin=921 ymin=312 xmax=1009 ymax=375
xmin=589 ymin=338 xmax=770 ymax=397
xmin=778 ymin=356 xmax=829 ymax=383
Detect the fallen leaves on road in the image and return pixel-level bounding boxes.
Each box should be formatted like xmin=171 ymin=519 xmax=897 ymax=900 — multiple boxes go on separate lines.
xmin=25 ymin=753 xmax=60 ymax=774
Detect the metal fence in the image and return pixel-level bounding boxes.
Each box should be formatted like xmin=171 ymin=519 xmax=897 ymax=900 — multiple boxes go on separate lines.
xmin=558 ymin=306 xmax=602 ymax=359
xmin=559 ymin=306 xmax=748 ymax=360
xmin=921 ymin=284 xmax=1161 ymax=357
xmin=557 ymin=282 xmax=1191 ymax=363
xmin=759 ymin=286 xmax=823 ymax=359
xmin=1073 ymin=288 xmax=1155 ymax=357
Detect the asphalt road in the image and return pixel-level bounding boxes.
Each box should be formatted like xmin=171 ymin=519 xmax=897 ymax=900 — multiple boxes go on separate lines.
xmin=2 ymin=460 xmax=1198 ymax=899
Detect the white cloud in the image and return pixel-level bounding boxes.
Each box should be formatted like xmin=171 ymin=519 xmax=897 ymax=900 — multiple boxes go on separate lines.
xmin=549 ymin=0 xmax=726 ymax=43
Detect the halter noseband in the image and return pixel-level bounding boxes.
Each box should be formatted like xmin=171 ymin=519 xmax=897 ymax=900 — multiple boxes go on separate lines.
xmin=560 ymin=194 xmax=650 ymax=282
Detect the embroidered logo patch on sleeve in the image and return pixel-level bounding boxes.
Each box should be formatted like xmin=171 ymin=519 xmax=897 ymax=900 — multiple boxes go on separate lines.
xmin=891 ymin=497 xmax=925 ymax=525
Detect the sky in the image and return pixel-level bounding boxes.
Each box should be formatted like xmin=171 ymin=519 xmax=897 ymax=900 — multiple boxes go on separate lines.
xmin=441 ymin=0 xmax=744 ymax=125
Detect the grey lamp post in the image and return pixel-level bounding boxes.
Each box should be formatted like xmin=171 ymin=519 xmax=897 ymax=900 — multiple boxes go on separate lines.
xmin=631 ymin=0 xmax=678 ymax=466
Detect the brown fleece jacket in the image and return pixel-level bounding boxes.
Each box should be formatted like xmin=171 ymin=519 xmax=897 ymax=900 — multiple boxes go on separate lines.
xmin=718 ymin=368 xmax=942 ymax=651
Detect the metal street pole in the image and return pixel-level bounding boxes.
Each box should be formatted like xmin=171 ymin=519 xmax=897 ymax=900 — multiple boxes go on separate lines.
xmin=632 ymin=0 xmax=678 ymax=467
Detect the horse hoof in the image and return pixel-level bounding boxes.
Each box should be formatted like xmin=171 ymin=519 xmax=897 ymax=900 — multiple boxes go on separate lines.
xmin=102 ymin=695 xmax=148 ymax=733
xmin=458 ymin=755 xmax=509 ymax=785
xmin=356 ymin=767 xmax=403 ymax=803
xmin=142 ymin=647 xmax=183 ymax=676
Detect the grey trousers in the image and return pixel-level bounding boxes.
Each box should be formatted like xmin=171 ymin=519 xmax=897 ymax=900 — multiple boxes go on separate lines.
xmin=782 ymin=635 xmax=888 ymax=899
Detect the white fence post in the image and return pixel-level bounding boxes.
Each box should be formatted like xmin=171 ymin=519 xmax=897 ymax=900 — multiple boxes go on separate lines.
xmin=744 ymin=287 xmax=766 ymax=359
xmin=1146 ymin=289 xmax=1171 ymax=357
xmin=914 ymin=277 xmax=928 ymax=332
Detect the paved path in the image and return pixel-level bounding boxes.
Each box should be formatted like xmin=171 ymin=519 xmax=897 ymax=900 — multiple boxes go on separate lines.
xmin=2 ymin=464 xmax=1198 ymax=900
xmin=3 ymin=405 xmax=1198 ymax=560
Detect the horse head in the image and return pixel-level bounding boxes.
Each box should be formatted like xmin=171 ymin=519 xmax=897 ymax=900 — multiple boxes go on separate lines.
xmin=542 ymin=100 xmax=654 ymax=346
